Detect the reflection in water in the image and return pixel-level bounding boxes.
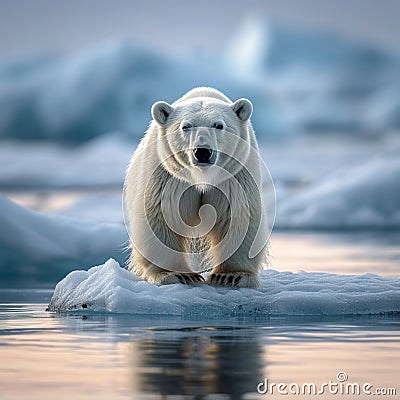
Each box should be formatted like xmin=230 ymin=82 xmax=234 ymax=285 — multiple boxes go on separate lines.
xmin=132 ymin=329 xmax=264 ymax=399
xmin=0 ymin=300 xmax=399 ymax=400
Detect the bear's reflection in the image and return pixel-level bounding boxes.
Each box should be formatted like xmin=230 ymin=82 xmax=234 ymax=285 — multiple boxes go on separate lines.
xmin=131 ymin=327 xmax=265 ymax=399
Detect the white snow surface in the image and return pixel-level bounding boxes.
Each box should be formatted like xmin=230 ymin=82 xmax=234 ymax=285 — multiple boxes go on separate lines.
xmin=47 ymin=258 xmax=400 ymax=317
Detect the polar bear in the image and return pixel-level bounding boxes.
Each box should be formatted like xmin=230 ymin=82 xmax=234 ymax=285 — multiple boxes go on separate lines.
xmin=124 ymin=87 xmax=268 ymax=288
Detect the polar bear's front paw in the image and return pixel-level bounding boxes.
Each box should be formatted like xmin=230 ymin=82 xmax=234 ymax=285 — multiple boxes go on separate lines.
xmin=160 ymin=272 xmax=205 ymax=285
xmin=207 ymin=273 xmax=261 ymax=289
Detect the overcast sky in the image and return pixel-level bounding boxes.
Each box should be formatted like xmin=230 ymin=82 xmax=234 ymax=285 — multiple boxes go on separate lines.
xmin=1 ymin=0 xmax=400 ymax=59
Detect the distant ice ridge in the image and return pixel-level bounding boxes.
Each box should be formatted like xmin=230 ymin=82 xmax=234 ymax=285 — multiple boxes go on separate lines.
xmin=0 ymin=133 xmax=133 ymax=189
xmin=0 ymin=195 xmax=127 ymax=285
xmin=277 ymin=154 xmax=400 ymax=228
xmin=1 ymin=20 xmax=400 ymax=141
xmin=0 ymin=41 xmax=277 ymax=140
xmin=226 ymin=16 xmax=400 ymax=135
xmin=227 ymin=15 xmax=393 ymax=74
xmin=47 ymin=258 xmax=400 ymax=316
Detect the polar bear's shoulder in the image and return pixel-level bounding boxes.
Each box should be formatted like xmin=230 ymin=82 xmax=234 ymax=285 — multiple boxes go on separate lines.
xmin=174 ymin=87 xmax=232 ymax=105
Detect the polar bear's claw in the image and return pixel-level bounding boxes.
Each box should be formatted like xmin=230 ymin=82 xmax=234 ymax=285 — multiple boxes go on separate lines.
xmin=164 ymin=272 xmax=205 ymax=285
xmin=207 ymin=273 xmax=260 ymax=289
xmin=208 ymin=273 xmax=240 ymax=286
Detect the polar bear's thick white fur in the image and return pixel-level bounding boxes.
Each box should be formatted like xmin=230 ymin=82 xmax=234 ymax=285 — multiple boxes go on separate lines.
xmin=124 ymin=87 xmax=268 ymax=288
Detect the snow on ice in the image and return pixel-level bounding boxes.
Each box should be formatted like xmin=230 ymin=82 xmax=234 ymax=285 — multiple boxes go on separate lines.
xmin=47 ymin=258 xmax=400 ymax=317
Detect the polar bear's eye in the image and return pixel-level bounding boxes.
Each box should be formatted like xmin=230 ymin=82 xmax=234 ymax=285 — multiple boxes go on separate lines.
xmin=214 ymin=123 xmax=224 ymax=130
xmin=182 ymin=124 xmax=191 ymax=132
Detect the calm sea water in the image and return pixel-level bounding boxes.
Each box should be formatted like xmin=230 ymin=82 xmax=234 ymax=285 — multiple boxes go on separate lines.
xmin=0 ymin=293 xmax=399 ymax=400
xmin=1 ymin=231 xmax=399 ymax=399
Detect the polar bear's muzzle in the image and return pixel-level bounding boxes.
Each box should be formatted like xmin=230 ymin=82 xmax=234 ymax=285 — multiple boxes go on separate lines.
xmin=189 ymin=128 xmax=217 ymax=166
xmin=193 ymin=147 xmax=214 ymax=164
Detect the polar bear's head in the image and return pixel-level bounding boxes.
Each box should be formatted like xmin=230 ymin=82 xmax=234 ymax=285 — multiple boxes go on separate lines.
xmin=151 ymin=88 xmax=254 ymax=185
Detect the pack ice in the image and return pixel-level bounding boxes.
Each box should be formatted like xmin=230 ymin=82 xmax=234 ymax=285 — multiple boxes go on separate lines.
xmin=47 ymin=258 xmax=400 ymax=317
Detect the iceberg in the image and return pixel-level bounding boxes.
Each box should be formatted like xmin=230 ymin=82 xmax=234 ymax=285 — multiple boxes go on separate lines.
xmin=47 ymin=258 xmax=400 ymax=316
xmin=0 ymin=41 xmax=279 ymax=141
xmin=0 ymin=194 xmax=127 ymax=286
xmin=0 ymin=133 xmax=133 ymax=189
xmin=226 ymin=16 xmax=400 ymax=134
xmin=226 ymin=15 xmax=393 ymax=74
xmin=277 ymin=155 xmax=400 ymax=229
xmin=1 ymin=21 xmax=400 ymax=142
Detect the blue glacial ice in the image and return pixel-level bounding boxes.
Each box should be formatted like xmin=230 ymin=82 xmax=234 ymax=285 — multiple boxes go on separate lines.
xmin=277 ymin=154 xmax=400 ymax=229
xmin=227 ymin=15 xmax=394 ymax=74
xmin=0 ymin=41 xmax=279 ymax=140
xmin=47 ymin=258 xmax=400 ymax=317
xmin=0 ymin=132 xmax=133 ymax=189
xmin=0 ymin=194 xmax=127 ymax=285
xmin=1 ymin=20 xmax=400 ymax=141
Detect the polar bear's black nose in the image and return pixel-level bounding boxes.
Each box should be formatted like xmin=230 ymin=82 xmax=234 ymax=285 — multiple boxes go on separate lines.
xmin=194 ymin=148 xmax=213 ymax=163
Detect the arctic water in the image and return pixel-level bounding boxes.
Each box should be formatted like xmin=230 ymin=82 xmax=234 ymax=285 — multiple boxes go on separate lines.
xmin=1 ymin=290 xmax=399 ymax=400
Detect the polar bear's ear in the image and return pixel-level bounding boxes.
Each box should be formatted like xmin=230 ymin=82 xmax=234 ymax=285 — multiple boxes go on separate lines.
xmin=151 ymin=101 xmax=174 ymax=125
xmin=232 ymin=98 xmax=253 ymax=121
